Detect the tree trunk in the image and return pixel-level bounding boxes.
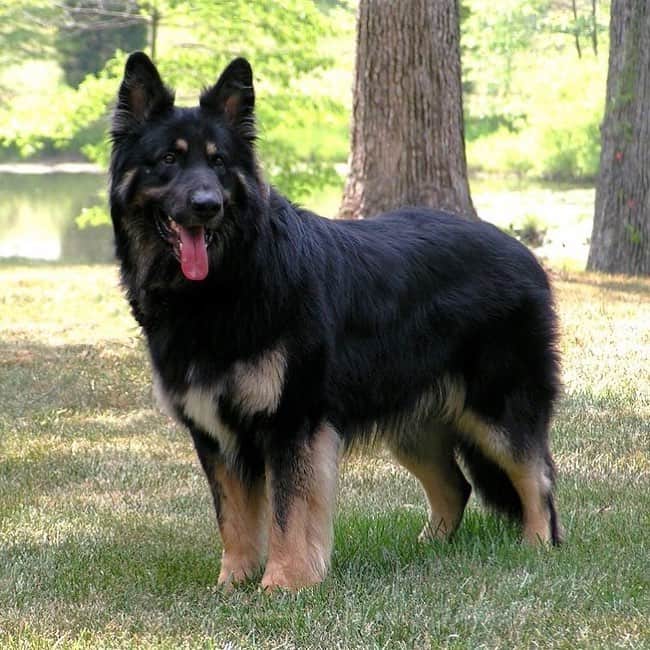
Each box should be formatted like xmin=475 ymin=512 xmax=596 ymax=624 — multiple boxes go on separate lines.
xmin=339 ymin=0 xmax=477 ymax=220
xmin=587 ymin=0 xmax=650 ymax=275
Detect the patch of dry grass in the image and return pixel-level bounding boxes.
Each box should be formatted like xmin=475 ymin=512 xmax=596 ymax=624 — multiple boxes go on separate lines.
xmin=1 ymin=263 xmax=648 ymax=649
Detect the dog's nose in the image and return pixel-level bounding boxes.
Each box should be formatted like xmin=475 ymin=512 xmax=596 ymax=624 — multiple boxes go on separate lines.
xmin=190 ymin=190 xmax=222 ymax=216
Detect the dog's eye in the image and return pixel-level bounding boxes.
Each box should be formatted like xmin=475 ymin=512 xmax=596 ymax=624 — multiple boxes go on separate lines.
xmin=210 ymin=155 xmax=226 ymax=172
xmin=162 ymin=152 xmax=176 ymax=165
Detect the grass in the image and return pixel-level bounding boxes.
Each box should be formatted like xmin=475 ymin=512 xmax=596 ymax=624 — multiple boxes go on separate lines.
xmin=471 ymin=179 xmax=595 ymax=271
xmin=1 ymin=264 xmax=649 ymax=648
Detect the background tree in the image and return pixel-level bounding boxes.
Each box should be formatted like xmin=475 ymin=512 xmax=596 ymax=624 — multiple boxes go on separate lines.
xmin=54 ymin=1 xmax=147 ymax=88
xmin=587 ymin=0 xmax=650 ymax=275
xmin=340 ymin=0 xmax=477 ymax=220
xmin=0 ymin=0 xmax=348 ymax=200
xmin=543 ymin=0 xmax=603 ymax=57
xmin=0 ymin=1 xmax=54 ymax=71
xmin=112 ymin=0 xmax=346 ymax=199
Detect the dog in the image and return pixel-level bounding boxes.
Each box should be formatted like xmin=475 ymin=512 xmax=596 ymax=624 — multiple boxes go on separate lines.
xmin=109 ymin=52 xmax=562 ymax=591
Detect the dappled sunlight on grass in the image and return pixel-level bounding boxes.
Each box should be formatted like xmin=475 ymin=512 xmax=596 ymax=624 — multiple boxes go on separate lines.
xmin=0 ymin=264 xmax=134 ymax=346
xmin=1 ymin=264 xmax=649 ymax=648
xmin=555 ymin=272 xmax=650 ymax=396
xmin=472 ymin=182 xmax=595 ymax=268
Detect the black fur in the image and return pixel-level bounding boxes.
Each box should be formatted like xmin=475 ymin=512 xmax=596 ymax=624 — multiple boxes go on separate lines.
xmin=109 ymin=53 xmax=562 ymax=576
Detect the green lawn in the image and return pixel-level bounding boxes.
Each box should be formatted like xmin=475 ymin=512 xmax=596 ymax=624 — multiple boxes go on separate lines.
xmin=1 ymin=264 xmax=649 ymax=649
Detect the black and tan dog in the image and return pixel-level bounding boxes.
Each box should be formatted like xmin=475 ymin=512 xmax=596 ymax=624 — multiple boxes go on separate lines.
xmin=109 ymin=53 xmax=562 ymax=591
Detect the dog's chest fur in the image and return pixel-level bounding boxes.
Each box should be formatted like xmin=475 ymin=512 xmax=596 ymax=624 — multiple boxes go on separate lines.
xmin=152 ymin=345 xmax=287 ymax=460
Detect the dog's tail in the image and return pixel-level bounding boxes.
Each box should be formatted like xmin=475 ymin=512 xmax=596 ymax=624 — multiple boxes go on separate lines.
xmin=455 ymin=440 xmax=522 ymax=520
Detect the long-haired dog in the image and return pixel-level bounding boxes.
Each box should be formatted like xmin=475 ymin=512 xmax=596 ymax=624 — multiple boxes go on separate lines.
xmin=109 ymin=52 xmax=562 ymax=591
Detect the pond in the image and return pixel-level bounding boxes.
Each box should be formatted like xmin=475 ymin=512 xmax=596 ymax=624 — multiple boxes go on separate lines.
xmin=0 ymin=167 xmax=594 ymax=268
xmin=0 ymin=165 xmax=112 ymax=263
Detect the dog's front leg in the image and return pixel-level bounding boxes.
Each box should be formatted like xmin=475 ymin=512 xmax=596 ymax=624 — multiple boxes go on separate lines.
xmin=191 ymin=429 xmax=267 ymax=587
xmin=261 ymin=422 xmax=340 ymax=591
xmin=213 ymin=464 xmax=268 ymax=587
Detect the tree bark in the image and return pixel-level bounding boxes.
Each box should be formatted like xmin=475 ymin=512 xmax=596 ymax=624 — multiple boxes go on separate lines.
xmin=587 ymin=0 xmax=650 ymax=275
xmin=339 ymin=0 xmax=477 ymax=220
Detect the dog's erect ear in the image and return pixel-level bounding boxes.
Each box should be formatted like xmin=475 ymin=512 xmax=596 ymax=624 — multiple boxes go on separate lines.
xmin=200 ymin=58 xmax=255 ymax=141
xmin=114 ymin=52 xmax=174 ymax=129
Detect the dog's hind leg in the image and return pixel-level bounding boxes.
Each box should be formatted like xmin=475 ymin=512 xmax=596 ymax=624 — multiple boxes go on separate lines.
xmin=456 ymin=411 xmax=561 ymax=546
xmin=390 ymin=424 xmax=472 ymax=542
xmin=191 ymin=429 xmax=268 ymax=587
xmin=262 ymin=422 xmax=340 ymax=591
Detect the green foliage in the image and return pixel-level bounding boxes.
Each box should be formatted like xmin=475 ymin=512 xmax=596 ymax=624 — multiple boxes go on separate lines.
xmin=539 ymin=116 xmax=601 ymax=181
xmin=54 ymin=1 xmax=147 ymax=88
xmin=0 ymin=1 xmax=56 ymax=69
xmin=464 ymin=1 xmax=608 ymax=182
xmin=506 ymin=213 xmax=547 ymax=247
xmin=624 ymin=223 xmax=643 ymax=246
xmin=537 ymin=0 xmax=607 ymax=57
xmin=0 ymin=0 xmax=613 ymax=190
xmin=0 ymin=0 xmax=353 ymax=204
xmin=77 ymin=204 xmax=109 ymax=229
xmin=136 ymin=0 xmax=352 ymax=203
xmin=463 ymin=0 xmax=548 ymax=134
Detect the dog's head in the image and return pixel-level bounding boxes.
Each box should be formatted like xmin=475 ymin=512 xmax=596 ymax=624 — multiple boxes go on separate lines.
xmin=109 ymin=53 xmax=263 ymax=283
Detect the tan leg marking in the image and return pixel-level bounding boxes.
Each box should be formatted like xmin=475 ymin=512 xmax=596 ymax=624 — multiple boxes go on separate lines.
xmin=507 ymin=466 xmax=553 ymax=545
xmin=456 ymin=410 xmax=552 ymax=545
xmin=214 ymin=465 xmax=268 ymax=587
xmin=261 ymin=423 xmax=340 ymax=592
xmin=392 ymin=446 xmax=469 ymax=541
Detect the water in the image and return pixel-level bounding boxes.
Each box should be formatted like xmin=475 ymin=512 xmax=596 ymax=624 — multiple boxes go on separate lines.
xmin=0 ymin=168 xmax=595 ymax=267
xmin=0 ymin=167 xmax=113 ymax=263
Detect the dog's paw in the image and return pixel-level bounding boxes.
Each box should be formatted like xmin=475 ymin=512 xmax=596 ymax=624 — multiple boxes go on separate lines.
xmin=418 ymin=518 xmax=453 ymax=543
xmin=217 ymin=556 xmax=261 ymax=590
xmin=260 ymin=562 xmax=324 ymax=593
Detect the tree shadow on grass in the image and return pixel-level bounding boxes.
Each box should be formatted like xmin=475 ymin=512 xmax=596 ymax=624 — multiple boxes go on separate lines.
xmin=1 ymin=520 xmax=221 ymax=610
xmin=2 ymin=504 xmax=524 ymax=627
xmin=331 ymin=506 xmax=523 ymax=583
xmin=0 ymin=339 xmax=152 ymax=419
xmin=559 ymin=272 xmax=650 ymax=298
xmin=0 ymin=441 xmax=192 ymax=507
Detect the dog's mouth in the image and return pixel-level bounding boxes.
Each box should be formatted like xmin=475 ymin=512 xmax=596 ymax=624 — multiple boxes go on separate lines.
xmin=156 ymin=215 xmax=215 ymax=281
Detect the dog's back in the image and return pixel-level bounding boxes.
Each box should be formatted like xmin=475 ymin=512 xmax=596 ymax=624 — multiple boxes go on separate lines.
xmin=110 ymin=53 xmax=562 ymax=592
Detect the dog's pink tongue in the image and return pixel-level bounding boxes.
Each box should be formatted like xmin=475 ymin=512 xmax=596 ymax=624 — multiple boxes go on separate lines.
xmin=179 ymin=225 xmax=209 ymax=281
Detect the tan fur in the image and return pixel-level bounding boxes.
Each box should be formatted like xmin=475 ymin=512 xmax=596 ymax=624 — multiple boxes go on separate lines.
xmin=393 ymin=452 xmax=467 ymax=541
xmin=151 ymin=369 xmax=176 ymax=418
xmin=390 ymin=420 xmax=470 ymax=542
xmin=439 ymin=374 xmax=467 ymax=421
xmin=230 ymin=346 xmax=287 ymax=416
xmin=234 ymin=168 xmax=261 ymax=201
xmin=182 ymin=385 xmax=239 ymax=465
xmin=414 ymin=375 xmax=467 ymax=424
xmin=115 ymin=168 xmax=138 ymax=201
xmin=214 ymin=465 xmax=268 ymax=587
xmin=261 ymin=423 xmax=340 ymax=591
xmin=134 ymin=184 xmax=170 ymax=204
xmin=206 ymin=141 xmax=217 ymax=156
xmin=507 ymin=467 xmax=553 ymax=544
xmin=453 ymin=409 xmax=553 ymax=545
xmin=389 ymin=378 xmax=553 ymax=547
xmin=381 ymin=375 xmax=467 ymax=445
xmin=152 ymin=347 xmax=287 ymax=466
xmin=121 ymin=217 xmax=162 ymax=290
xmin=175 ymin=138 xmax=189 ymax=153
xmin=456 ymin=409 xmax=512 ymax=462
